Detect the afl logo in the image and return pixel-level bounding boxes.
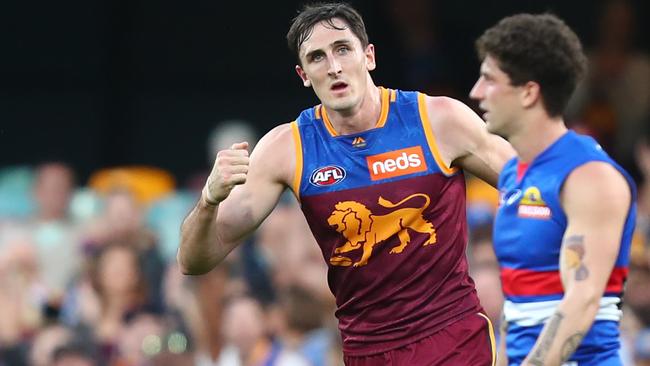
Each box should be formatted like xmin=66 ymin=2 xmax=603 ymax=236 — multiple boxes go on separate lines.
xmin=310 ymin=165 xmax=346 ymax=186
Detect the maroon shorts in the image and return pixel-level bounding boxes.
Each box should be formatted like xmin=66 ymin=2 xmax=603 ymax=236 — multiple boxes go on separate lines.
xmin=343 ymin=312 xmax=496 ymax=366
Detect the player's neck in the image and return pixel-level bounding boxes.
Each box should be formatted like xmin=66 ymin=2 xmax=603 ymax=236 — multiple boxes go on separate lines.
xmin=326 ymin=84 xmax=382 ymax=135
xmin=509 ymin=111 xmax=567 ymax=163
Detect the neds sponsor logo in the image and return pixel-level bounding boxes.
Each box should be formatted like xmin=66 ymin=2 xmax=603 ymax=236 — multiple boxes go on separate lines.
xmin=366 ymin=146 xmax=427 ymax=181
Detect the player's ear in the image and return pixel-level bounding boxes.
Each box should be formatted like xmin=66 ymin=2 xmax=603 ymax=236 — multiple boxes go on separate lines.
xmin=520 ymin=81 xmax=541 ymax=109
xmin=365 ymin=44 xmax=376 ymax=71
xmin=295 ymin=65 xmax=311 ymax=88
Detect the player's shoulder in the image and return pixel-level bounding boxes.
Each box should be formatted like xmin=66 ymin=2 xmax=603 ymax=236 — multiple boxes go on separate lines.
xmin=421 ymin=94 xmax=486 ymax=144
xmin=253 ymin=122 xmax=298 ymax=154
xmin=248 ymin=124 xmax=294 ymax=162
xmin=250 ymin=122 xmax=297 ymax=185
xmin=560 ymin=160 xmax=632 ymax=227
xmin=422 ymin=95 xmax=477 ymax=126
xmin=568 ymin=161 xmax=624 ymax=183
xmin=564 ymin=161 xmax=631 ymax=204
xmin=422 ymin=94 xmax=462 ymax=109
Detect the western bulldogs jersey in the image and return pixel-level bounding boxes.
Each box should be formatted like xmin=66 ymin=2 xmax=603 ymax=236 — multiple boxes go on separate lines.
xmin=290 ymin=87 xmax=486 ymax=356
xmin=493 ymin=131 xmax=637 ymax=365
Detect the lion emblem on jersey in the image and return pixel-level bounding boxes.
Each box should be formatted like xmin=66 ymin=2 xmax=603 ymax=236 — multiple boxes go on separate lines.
xmin=327 ymin=193 xmax=436 ymax=267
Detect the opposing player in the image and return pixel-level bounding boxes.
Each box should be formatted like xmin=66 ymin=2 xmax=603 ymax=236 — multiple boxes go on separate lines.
xmin=470 ymin=14 xmax=637 ymax=366
xmin=180 ymin=3 xmax=514 ymax=364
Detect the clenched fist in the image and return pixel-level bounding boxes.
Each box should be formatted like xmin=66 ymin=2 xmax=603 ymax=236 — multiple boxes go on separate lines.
xmin=203 ymin=142 xmax=250 ymax=205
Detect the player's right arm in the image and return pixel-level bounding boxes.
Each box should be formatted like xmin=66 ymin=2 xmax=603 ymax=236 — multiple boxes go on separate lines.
xmin=178 ymin=124 xmax=295 ymax=275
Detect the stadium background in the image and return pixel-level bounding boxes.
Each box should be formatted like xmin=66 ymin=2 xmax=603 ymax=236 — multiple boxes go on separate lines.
xmin=1 ymin=0 xmax=647 ymax=182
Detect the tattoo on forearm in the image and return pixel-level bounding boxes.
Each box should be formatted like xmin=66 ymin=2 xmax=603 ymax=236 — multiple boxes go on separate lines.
xmin=560 ymin=332 xmax=586 ymax=362
xmin=563 ymin=235 xmax=589 ymax=281
xmin=528 ymin=312 xmax=565 ymax=365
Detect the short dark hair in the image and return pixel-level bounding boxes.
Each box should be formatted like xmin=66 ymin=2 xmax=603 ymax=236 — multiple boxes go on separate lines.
xmin=476 ymin=13 xmax=588 ymax=117
xmin=287 ymin=2 xmax=369 ymax=64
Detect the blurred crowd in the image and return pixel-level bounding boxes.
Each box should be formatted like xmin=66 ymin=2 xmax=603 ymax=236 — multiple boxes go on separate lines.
xmin=0 ymin=121 xmax=344 ymax=366
xmin=1 ymin=0 xmax=648 ymax=365
xmin=1 ymin=120 xmax=649 ymax=366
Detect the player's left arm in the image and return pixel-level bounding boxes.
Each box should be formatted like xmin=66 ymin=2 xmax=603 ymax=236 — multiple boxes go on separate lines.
xmin=522 ymin=161 xmax=632 ymax=366
xmin=425 ymin=96 xmax=515 ymax=187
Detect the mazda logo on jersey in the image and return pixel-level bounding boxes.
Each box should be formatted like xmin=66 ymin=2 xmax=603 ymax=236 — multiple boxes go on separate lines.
xmin=310 ymin=165 xmax=346 ymax=186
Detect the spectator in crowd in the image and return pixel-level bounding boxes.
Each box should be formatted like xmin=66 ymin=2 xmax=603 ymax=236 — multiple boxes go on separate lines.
xmin=219 ymin=295 xmax=309 ymax=366
xmin=29 ymin=324 xmax=74 ymax=366
xmin=82 ymin=243 xmax=150 ymax=364
xmin=51 ymin=341 xmax=97 ymax=366
xmin=83 ymin=189 xmax=166 ymax=313
xmin=115 ymin=311 xmax=168 ymax=365
xmin=3 ymin=162 xmax=83 ymax=307
xmin=272 ymin=285 xmax=334 ymax=366
xmin=0 ymin=235 xmax=45 ymax=366
xmin=33 ymin=162 xmax=81 ymax=295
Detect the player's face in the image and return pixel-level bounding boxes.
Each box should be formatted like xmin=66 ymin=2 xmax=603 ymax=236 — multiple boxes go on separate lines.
xmin=470 ymin=55 xmax=522 ymax=138
xmin=295 ymin=18 xmax=376 ymax=112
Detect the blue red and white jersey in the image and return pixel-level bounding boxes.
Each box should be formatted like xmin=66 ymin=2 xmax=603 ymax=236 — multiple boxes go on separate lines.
xmin=290 ymin=87 xmax=485 ymax=356
xmin=493 ymin=130 xmax=637 ymax=365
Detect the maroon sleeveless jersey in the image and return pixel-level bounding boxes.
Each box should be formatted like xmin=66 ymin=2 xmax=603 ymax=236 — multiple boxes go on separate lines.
xmin=291 ymin=89 xmax=482 ymax=356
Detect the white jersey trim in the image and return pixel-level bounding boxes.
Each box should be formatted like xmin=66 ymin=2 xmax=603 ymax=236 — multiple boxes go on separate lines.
xmin=504 ymin=297 xmax=622 ymax=327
